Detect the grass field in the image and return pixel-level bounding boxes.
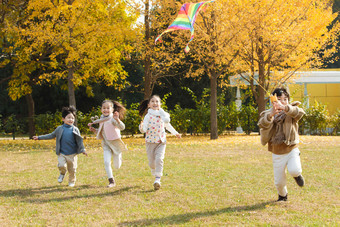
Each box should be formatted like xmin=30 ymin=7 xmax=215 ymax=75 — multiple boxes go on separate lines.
xmin=0 ymin=135 xmax=339 ymax=226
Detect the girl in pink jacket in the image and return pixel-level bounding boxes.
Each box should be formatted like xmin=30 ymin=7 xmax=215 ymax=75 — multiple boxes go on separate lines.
xmin=89 ymin=100 xmax=127 ymax=187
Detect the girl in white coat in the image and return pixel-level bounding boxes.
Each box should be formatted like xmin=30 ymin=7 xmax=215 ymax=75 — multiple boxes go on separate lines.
xmin=139 ymin=95 xmax=181 ymax=190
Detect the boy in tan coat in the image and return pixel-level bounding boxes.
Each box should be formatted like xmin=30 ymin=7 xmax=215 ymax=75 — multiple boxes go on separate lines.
xmin=258 ymin=88 xmax=305 ymax=201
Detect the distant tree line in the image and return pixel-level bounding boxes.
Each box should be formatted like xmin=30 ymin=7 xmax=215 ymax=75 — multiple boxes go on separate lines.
xmin=1 ymin=0 xmax=340 ymax=139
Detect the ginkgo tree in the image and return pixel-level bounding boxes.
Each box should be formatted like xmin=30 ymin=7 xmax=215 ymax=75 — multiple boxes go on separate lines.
xmin=154 ymin=0 xmax=339 ymax=139
xmin=137 ymin=0 xmax=192 ymax=99
xmin=143 ymin=0 xmax=248 ymax=139
xmin=230 ymin=0 xmax=340 ymax=115
xmin=0 ymin=0 xmax=34 ymax=136
xmin=5 ymin=0 xmax=138 ymax=108
xmin=174 ymin=0 xmax=246 ymax=139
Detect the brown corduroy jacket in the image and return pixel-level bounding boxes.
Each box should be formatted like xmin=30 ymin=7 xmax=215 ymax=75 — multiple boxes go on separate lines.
xmin=258 ymin=101 xmax=305 ymax=153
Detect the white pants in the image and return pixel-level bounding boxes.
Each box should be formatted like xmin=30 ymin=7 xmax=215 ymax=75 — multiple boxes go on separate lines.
xmin=58 ymin=153 xmax=77 ymax=184
xmin=146 ymin=142 xmax=166 ymax=178
xmin=272 ymin=148 xmax=302 ymax=196
xmin=102 ymin=141 xmax=122 ymax=179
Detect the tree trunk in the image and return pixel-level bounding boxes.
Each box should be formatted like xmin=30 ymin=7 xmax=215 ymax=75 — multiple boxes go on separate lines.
xmin=210 ymin=72 xmax=218 ymax=140
xmin=25 ymin=93 xmax=35 ymax=138
xmin=144 ymin=0 xmax=152 ymax=99
xmin=256 ymin=37 xmax=266 ymax=116
xmin=144 ymin=60 xmax=152 ymax=99
xmin=258 ymin=62 xmax=266 ymax=116
xmin=67 ymin=61 xmax=76 ymax=108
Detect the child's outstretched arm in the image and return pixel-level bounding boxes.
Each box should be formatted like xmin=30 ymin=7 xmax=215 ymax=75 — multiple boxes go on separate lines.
xmin=165 ymin=123 xmax=181 ymax=138
xmin=34 ymin=128 xmax=58 ymax=140
xmin=258 ymin=109 xmax=274 ymax=129
xmin=258 ymin=110 xmax=275 ymax=146
xmin=88 ymin=116 xmax=111 ymax=126
xmin=284 ymin=102 xmax=305 ymax=121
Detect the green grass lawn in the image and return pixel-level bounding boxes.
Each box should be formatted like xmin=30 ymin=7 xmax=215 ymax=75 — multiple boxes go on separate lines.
xmin=0 ymin=135 xmax=339 ymax=226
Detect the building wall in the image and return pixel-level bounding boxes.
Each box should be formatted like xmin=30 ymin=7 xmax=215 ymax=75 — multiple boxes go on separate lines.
xmin=288 ymin=83 xmax=340 ymax=114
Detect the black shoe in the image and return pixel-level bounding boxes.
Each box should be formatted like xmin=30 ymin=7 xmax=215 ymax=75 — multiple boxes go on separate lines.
xmin=108 ymin=178 xmax=116 ymax=188
xmin=277 ymin=194 xmax=288 ymax=201
xmin=294 ymin=175 xmax=305 ymax=187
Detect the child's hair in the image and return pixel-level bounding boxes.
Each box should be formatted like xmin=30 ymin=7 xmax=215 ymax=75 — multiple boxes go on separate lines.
xmin=138 ymin=95 xmax=161 ymax=117
xmin=62 ymin=106 xmax=76 ymax=118
xmin=272 ymin=87 xmax=290 ymax=101
xmin=102 ymin=100 xmax=126 ymax=120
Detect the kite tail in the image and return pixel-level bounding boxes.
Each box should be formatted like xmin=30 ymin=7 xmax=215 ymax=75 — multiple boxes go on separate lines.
xmin=184 ymin=34 xmax=194 ymax=53
xmin=155 ymin=34 xmax=162 ymax=44
xmin=155 ymin=29 xmax=176 ymax=44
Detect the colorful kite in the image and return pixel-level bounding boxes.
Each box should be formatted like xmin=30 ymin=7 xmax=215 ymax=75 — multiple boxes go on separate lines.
xmin=155 ymin=1 xmax=214 ymax=53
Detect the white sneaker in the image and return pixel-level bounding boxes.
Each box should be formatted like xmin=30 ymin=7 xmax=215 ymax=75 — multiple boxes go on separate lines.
xmin=68 ymin=182 xmax=75 ymax=187
xmin=58 ymin=174 xmax=65 ymax=183
xmin=153 ymin=180 xmax=161 ymax=190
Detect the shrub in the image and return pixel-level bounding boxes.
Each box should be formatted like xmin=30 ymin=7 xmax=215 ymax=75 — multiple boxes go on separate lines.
xmin=238 ymin=104 xmax=258 ymax=135
xmin=77 ymin=107 xmax=101 ymax=134
xmin=34 ymin=111 xmax=62 ymax=135
xmin=218 ymin=102 xmax=239 ymax=134
xmin=169 ymin=105 xmax=192 ymax=134
xmin=124 ymin=103 xmax=141 ymax=136
xmin=328 ymin=109 xmax=340 ymax=135
xmin=303 ymin=101 xmax=330 ymax=135
xmin=3 ymin=114 xmax=25 ymax=139
xmin=0 ymin=114 xmax=3 ymax=133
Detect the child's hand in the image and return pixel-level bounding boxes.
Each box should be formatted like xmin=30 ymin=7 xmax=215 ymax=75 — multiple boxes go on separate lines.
xmin=113 ymin=111 xmax=119 ymax=120
xmin=89 ymin=127 xmax=96 ymax=133
xmin=274 ymin=101 xmax=285 ymax=111
xmin=88 ymin=122 xmax=93 ymax=127
xmin=139 ymin=121 xmax=144 ymax=132
xmin=176 ymin=134 xmax=181 ymax=139
xmin=32 ymin=136 xmax=39 ymax=140
xmin=270 ymin=106 xmax=279 ymax=118
xmin=83 ymin=152 xmax=88 ymax=156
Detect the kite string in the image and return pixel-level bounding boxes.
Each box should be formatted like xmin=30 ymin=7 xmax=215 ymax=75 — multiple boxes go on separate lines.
xmin=240 ymin=73 xmax=272 ymax=98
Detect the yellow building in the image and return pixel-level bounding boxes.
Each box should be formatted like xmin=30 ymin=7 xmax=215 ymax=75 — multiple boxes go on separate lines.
xmin=289 ymin=71 xmax=340 ymax=114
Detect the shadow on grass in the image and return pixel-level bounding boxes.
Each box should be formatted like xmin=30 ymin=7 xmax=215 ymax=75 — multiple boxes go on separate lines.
xmin=0 ymin=184 xmax=96 ymax=198
xmin=118 ymin=201 xmax=275 ymax=226
xmin=138 ymin=189 xmax=156 ymax=194
xmin=0 ymin=185 xmax=139 ymax=203
xmin=24 ymin=186 xmax=139 ymax=203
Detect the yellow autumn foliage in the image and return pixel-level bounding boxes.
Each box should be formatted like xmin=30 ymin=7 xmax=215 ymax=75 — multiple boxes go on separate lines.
xmin=4 ymin=0 xmax=138 ymax=101
xmin=190 ymin=0 xmax=339 ymax=114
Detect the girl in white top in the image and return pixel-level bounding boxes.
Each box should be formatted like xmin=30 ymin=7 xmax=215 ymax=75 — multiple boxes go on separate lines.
xmin=139 ymin=95 xmax=181 ymax=190
xmin=88 ymin=100 xmax=127 ymax=188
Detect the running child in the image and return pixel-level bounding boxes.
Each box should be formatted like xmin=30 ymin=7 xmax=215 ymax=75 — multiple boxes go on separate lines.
xmin=139 ymin=95 xmax=181 ymax=190
xmin=258 ymin=88 xmax=305 ymax=201
xmin=88 ymin=100 xmax=127 ymax=187
xmin=33 ymin=106 xmax=87 ymax=187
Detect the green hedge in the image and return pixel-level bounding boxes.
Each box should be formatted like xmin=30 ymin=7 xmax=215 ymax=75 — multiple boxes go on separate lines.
xmin=299 ymin=101 xmax=340 ymax=135
xmin=30 ymin=102 xmax=258 ymax=136
xmin=0 ymin=100 xmax=338 ymax=138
